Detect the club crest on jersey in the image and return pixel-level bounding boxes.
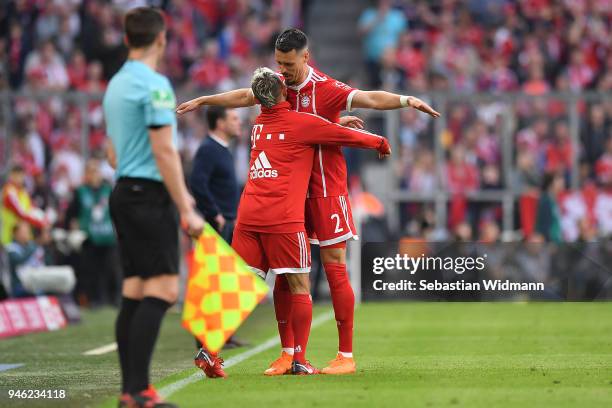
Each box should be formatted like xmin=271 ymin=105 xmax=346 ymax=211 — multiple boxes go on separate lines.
xmin=250 ymin=151 xmax=278 ymax=179
xmin=300 ymin=94 xmax=311 ymax=108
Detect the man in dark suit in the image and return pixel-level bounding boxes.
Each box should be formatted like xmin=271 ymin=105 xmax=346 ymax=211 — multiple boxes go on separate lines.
xmin=190 ymin=106 xmax=241 ymax=243
xmin=190 ymin=105 xmax=247 ymax=359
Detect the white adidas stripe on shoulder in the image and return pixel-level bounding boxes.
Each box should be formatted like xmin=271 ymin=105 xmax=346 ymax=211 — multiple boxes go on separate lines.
xmin=312 ymin=82 xmax=317 ymax=115
xmin=297 ymin=111 xmax=333 ymax=123
xmin=311 ymin=72 xmax=327 ymax=82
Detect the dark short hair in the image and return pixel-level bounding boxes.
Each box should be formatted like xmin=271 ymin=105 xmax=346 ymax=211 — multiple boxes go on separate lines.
xmin=12 ymin=223 xmax=22 ymax=238
xmin=542 ymin=172 xmax=559 ymax=191
xmin=207 ymin=106 xmax=228 ymax=130
xmin=10 ymin=164 xmax=25 ymax=174
xmin=275 ymin=28 xmax=308 ymax=53
xmin=124 ymin=7 xmax=166 ymax=48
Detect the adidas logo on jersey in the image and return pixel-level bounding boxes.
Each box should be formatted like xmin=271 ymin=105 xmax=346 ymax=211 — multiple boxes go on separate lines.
xmin=250 ymin=151 xmax=278 ymax=179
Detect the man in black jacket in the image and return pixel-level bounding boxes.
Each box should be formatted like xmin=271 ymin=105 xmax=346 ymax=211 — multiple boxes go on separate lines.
xmin=190 ymin=106 xmax=241 ymax=243
xmin=189 ymin=105 xmax=247 ymax=362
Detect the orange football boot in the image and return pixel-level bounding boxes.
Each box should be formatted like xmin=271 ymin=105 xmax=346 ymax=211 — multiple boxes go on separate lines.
xmin=320 ymin=353 xmax=356 ymax=375
xmin=263 ymin=351 xmax=293 ymax=376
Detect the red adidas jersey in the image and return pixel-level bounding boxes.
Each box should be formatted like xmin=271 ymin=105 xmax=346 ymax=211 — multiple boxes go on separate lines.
xmin=236 ymin=101 xmax=387 ymax=233
xmin=285 ymin=66 xmax=359 ymax=198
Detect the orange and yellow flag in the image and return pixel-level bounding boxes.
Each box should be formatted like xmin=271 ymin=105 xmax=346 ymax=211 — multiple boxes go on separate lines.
xmin=182 ymin=223 xmax=268 ymax=353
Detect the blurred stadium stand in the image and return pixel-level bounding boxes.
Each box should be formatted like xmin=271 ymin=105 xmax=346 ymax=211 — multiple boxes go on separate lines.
xmin=0 ymin=0 xmax=611 ymax=301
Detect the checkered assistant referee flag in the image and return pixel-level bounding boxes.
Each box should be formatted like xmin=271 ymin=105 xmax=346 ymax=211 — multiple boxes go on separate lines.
xmin=182 ymin=223 xmax=268 ymax=353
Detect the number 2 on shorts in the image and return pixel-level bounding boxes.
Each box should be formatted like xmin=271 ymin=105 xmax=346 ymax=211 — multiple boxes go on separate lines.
xmin=331 ymin=213 xmax=344 ymax=233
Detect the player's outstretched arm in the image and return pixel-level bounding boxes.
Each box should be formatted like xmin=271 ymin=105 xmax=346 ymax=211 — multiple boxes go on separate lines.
xmin=350 ymin=90 xmax=441 ymax=118
xmin=176 ymin=88 xmax=256 ymax=115
xmin=301 ymin=115 xmax=391 ymax=158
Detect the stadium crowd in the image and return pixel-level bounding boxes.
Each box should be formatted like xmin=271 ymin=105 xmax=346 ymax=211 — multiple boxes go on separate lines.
xmin=0 ymin=0 xmax=292 ymax=303
xmin=0 ymin=0 xmax=288 ymax=207
xmin=0 ymin=0 xmax=611 ymax=302
xmin=357 ymin=0 xmax=611 ymax=242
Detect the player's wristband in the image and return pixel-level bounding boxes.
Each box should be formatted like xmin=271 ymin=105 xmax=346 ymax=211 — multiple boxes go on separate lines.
xmin=400 ymin=95 xmax=410 ymax=108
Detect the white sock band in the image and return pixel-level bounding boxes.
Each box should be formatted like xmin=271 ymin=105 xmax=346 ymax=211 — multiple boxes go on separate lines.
xmin=339 ymin=351 xmax=353 ymax=358
xmin=282 ymin=347 xmax=295 ymax=355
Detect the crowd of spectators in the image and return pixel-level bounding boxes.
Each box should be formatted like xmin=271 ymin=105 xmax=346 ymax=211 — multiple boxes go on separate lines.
xmin=0 ymin=0 xmax=287 ymax=215
xmin=357 ymin=0 xmax=611 ymax=241
xmin=360 ymin=0 xmax=611 ymax=93
xmin=0 ymin=0 xmax=291 ymax=301
xmin=0 ymin=0 xmax=610 ymax=278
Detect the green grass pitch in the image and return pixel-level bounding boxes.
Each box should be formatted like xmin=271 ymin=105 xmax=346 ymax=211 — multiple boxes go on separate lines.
xmin=1 ymin=302 xmax=611 ymax=407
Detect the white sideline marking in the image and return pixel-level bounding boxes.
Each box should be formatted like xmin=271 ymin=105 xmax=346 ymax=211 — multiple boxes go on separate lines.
xmin=0 ymin=363 xmax=24 ymax=372
xmin=159 ymin=311 xmax=335 ymax=398
xmin=83 ymin=342 xmax=117 ymax=356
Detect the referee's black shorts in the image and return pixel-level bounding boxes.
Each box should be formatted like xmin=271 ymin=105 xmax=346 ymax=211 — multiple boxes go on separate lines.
xmin=109 ymin=177 xmax=179 ymax=279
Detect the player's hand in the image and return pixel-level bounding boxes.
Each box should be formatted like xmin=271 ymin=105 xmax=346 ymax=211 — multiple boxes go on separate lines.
xmin=180 ymin=209 xmax=205 ymax=238
xmin=214 ymin=213 xmax=226 ymax=231
xmin=408 ymin=97 xmax=441 ymax=118
xmin=377 ymin=138 xmax=392 ymax=159
xmin=338 ymin=115 xmax=364 ymax=129
xmin=176 ymin=98 xmax=202 ymax=115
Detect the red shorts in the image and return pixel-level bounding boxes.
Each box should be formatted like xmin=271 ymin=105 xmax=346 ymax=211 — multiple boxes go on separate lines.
xmin=305 ymin=195 xmax=358 ymax=247
xmin=231 ymin=227 xmax=311 ymax=278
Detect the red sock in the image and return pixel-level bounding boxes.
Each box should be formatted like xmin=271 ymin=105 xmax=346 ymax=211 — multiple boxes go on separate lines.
xmin=324 ymin=263 xmax=355 ymax=354
xmin=291 ymin=293 xmax=312 ymax=363
xmin=273 ymin=275 xmax=294 ymax=350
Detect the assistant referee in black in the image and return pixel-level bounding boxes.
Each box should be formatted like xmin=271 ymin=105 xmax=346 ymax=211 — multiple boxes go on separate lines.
xmin=103 ymin=7 xmax=203 ymax=408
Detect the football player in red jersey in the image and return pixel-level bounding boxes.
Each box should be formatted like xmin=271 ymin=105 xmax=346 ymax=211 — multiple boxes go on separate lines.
xmin=177 ymin=28 xmax=439 ymax=375
xmin=232 ymin=67 xmax=390 ymax=375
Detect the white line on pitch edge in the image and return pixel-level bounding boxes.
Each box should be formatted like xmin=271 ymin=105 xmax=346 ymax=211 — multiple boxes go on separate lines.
xmin=159 ymin=311 xmax=335 ymax=398
xmin=83 ymin=342 xmax=117 ymax=356
xmin=0 ymin=363 xmax=25 ymax=372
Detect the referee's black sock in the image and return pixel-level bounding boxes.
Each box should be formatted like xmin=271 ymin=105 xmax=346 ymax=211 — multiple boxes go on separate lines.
xmin=115 ymin=297 xmax=141 ymax=394
xmin=128 ymin=296 xmax=172 ymax=394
